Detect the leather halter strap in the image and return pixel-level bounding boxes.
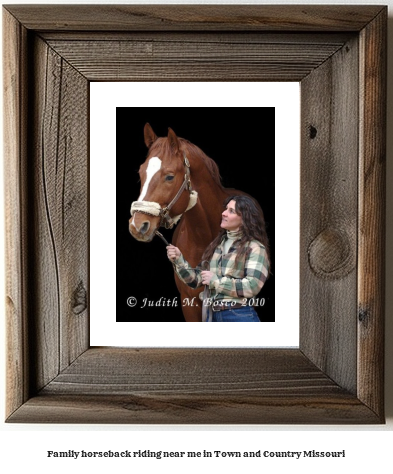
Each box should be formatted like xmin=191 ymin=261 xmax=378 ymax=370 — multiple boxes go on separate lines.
xmin=130 ymin=153 xmax=195 ymax=230
xmin=159 ymin=153 xmax=192 ymax=229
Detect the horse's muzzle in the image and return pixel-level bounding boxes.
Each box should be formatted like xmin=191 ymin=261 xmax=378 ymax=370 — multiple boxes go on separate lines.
xmin=129 ymin=214 xmax=158 ymax=242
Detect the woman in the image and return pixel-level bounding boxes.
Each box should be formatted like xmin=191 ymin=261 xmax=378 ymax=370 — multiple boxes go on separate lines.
xmin=167 ymin=195 xmax=270 ymax=322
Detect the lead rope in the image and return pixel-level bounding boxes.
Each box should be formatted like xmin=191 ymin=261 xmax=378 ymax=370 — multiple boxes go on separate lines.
xmin=157 ymin=231 xmax=210 ymax=323
xmin=201 ymin=260 xmax=212 ymax=322
xmin=155 ymin=230 xmax=170 ymax=246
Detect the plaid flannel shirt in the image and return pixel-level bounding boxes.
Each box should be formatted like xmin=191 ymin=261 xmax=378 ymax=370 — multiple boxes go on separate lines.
xmin=173 ymin=235 xmax=269 ymax=305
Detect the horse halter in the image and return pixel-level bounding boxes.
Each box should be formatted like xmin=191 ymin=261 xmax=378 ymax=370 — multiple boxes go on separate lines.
xmin=130 ymin=152 xmax=198 ymax=230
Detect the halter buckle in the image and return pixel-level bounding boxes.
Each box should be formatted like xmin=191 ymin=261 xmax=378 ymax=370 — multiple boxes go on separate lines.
xmin=184 ymin=173 xmax=192 ymax=192
xmin=161 ymin=206 xmax=169 ymax=218
xmin=160 ymin=207 xmax=174 ymax=229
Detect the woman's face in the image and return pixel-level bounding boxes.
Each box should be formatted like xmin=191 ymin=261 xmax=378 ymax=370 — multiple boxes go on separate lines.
xmin=221 ymin=200 xmax=243 ymax=231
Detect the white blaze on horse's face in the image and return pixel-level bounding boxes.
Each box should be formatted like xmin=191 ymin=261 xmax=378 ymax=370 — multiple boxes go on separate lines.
xmin=138 ymin=156 xmax=162 ymax=201
xmin=130 ymin=156 xmax=162 ymax=229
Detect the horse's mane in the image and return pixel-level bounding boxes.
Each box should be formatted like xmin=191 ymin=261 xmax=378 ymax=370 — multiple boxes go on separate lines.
xmin=148 ymin=137 xmax=225 ymax=191
xmin=182 ymin=139 xmax=225 ymax=190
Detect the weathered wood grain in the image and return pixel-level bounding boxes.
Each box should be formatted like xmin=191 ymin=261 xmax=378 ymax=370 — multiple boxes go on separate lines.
xmin=3 ymin=9 xmax=30 ymax=419
xmin=45 ymin=38 xmax=347 ymax=81
xmin=3 ymin=5 xmax=384 ymax=32
xmin=29 ymin=36 xmax=89 ymax=391
xmin=3 ymin=5 xmax=386 ymax=424
xmin=358 ymin=8 xmax=386 ymax=417
xmin=9 ymin=392 xmax=379 ymax=425
xmin=300 ymin=36 xmax=359 ymax=393
xmin=7 ymin=348 xmax=380 ymax=424
xmin=40 ymin=31 xmax=354 ymax=44
xmin=43 ymin=348 xmax=340 ymax=395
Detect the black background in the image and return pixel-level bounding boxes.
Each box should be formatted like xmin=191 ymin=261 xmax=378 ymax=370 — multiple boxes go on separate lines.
xmin=116 ymin=108 xmax=275 ymax=322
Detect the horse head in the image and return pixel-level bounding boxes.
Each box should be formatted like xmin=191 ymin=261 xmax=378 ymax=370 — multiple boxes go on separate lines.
xmin=129 ymin=123 xmax=198 ymax=242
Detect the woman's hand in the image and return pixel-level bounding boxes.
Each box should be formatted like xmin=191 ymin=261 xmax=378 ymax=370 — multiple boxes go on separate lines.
xmin=201 ymin=271 xmax=215 ymax=285
xmin=167 ymin=245 xmax=182 ymax=262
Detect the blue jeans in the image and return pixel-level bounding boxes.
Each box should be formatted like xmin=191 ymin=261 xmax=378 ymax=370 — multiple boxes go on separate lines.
xmin=211 ymin=306 xmax=260 ymax=322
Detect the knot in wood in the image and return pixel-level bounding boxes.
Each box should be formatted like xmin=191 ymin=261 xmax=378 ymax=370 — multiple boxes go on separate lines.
xmin=358 ymin=306 xmax=370 ymax=326
xmin=72 ymin=281 xmax=87 ymax=315
xmin=308 ymin=228 xmax=355 ymax=279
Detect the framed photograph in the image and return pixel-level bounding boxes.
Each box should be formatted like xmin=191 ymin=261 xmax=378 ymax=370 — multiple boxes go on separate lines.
xmin=3 ymin=5 xmax=386 ymax=423
xmin=115 ymin=105 xmax=276 ymax=325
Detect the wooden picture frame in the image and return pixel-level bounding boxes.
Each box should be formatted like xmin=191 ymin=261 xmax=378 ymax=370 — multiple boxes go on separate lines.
xmin=3 ymin=5 xmax=386 ymax=424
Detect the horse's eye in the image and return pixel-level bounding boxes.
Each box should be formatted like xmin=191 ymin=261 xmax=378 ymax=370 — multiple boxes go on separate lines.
xmin=165 ymin=175 xmax=174 ymax=182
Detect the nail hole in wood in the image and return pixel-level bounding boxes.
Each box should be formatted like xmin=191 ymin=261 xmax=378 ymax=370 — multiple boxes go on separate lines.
xmin=309 ymin=125 xmax=317 ymax=139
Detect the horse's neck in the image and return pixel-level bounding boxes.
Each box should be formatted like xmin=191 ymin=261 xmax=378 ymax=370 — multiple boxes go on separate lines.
xmin=184 ymin=194 xmax=223 ymax=239
xmin=176 ymin=163 xmax=228 ymax=250
xmin=173 ymin=199 xmax=222 ymax=267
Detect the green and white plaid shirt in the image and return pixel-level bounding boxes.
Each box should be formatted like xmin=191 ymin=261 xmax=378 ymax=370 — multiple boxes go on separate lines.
xmin=173 ymin=234 xmax=269 ymax=305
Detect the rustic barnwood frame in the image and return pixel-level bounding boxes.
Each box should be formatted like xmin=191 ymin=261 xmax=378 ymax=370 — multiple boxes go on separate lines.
xmin=3 ymin=5 xmax=386 ymax=423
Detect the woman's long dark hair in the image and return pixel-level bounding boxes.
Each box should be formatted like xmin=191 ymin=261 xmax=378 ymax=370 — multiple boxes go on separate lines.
xmin=201 ymin=195 xmax=271 ymax=270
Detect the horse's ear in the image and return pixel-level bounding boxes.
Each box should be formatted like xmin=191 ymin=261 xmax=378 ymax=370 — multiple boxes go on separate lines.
xmin=168 ymin=128 xmax=180 ymax=154
xmin=144 ymin=123 xmax=158 ymax=148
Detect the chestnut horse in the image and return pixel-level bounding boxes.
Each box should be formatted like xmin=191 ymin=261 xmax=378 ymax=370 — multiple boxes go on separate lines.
xmin=129 ymin=123 xmax=246 ymax=322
